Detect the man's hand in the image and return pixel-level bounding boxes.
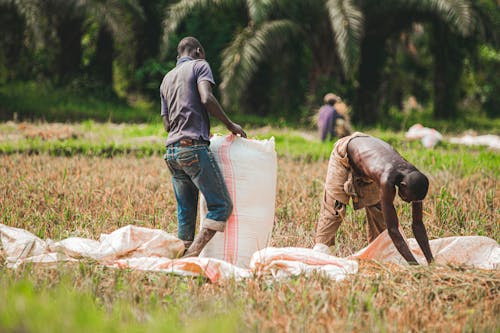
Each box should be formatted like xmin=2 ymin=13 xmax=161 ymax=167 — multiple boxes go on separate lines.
xmin=227 ymin=122 xmax=247 ymax=138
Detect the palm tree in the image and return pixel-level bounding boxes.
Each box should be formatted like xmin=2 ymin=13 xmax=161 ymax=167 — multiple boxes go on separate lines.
xmin=78 ymin=0 xmax=145 ymax=90
xmin=163 ymin=0 xmax=363 ymax=113
xmin=1 ymin=0 xmax=144 ymax=86
xmin=163 ymin=0 xmax=480 ymax=124
xmin=354 ymin=0 xmax=477 ymax=123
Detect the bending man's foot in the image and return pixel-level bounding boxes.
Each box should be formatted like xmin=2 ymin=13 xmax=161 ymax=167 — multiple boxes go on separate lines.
xmin=183 ymin=228 xmax=217 ymax=257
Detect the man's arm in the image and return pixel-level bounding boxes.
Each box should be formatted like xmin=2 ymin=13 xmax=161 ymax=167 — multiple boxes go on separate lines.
xmin=162 ymin=115 xmax=170 ymax=133
xmin=197 ymin=80 xmax=246 ymax=138
xmin=411 ymin=200 xmax=434 ymax=264
xmin=381 ymin=185 xmax=419 ymax=265
xmin=160 ymin=92 xmax=170 ymax=132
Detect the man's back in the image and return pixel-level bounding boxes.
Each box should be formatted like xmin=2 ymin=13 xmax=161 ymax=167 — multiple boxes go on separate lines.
xmin=160 ymin=58 xmax=214 ymax=146
xmin=347 ymin=135 xmax=417 ymax=184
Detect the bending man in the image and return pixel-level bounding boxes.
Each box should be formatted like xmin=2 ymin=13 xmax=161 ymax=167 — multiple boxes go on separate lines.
xmin=314 ymin=132 xmax=434 ymax=265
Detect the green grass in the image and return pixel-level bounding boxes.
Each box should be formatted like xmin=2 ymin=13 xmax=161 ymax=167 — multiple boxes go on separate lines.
xmin=0 ymin=267 xmax=241 ymax=333
xmin=2 ymin=80 xmax=500 ymax=134
xmin=1 ymin=122 xmax=498 ymax=177
xmin=0 ymin=82 xmax=156 ymax=123
xmin=0 ymin=122 xmax=499 ymax=332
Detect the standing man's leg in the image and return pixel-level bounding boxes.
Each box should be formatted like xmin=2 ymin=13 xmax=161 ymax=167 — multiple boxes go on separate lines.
xmin=365 ymin=202 xmax=386 ymax=243
xmin=171 ymin=172 xmax=199 ymax=246
xmin=164 ymin=148 xmax=199 ymax=249
xmin=184 ymin=145 xmax=233 ymax=257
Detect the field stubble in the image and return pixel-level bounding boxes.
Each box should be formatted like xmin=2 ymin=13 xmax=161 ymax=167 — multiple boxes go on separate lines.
xmin=0 ymin=154 xmax=499 ymax=332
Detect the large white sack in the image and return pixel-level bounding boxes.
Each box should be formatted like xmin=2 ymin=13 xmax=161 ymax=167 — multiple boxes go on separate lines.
xmin=199 ymin=135 xmax=277 ymax=267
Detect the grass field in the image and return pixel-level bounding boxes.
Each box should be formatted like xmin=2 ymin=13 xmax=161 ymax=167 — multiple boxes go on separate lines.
xmin=0 ymin=122 xmax=499 ymax=332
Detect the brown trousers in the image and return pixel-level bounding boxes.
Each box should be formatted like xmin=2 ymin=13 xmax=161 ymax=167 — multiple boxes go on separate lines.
xmin=315 ymin=198 xmax=386 ymax=246
xmin=315 ymin=132 xmax=386 ymax=246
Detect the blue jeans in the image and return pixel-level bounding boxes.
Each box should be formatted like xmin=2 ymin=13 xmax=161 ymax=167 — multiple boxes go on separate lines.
xmin=164 ymin=142 xmax=232 ymax=242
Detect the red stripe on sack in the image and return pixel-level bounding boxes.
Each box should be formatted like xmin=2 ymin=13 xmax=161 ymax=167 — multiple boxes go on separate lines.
xmin=218 ymin=135 xmax=238 ymax=264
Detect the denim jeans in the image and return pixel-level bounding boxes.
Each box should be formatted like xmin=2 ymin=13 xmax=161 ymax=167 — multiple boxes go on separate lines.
xmin=164 ymin=142 xmax=232 ymax=242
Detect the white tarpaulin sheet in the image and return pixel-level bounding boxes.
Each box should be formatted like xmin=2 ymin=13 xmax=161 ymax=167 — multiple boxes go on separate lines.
xmin=449 ymin=134 xmax=500 ymax=150
xmin=1 ymin=224 xmax=498 ymax=283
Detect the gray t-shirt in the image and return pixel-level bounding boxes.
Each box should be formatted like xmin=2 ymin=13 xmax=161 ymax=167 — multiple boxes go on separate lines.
xmin=160 ymin=56 xmax=215 ymax=146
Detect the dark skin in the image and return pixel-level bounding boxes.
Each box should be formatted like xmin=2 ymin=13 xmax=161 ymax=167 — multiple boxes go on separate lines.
xmin=347 ymin=136 xmax=434 ymax=265
xmin=162 ymin=46 xmax=247 ymax=138
xmin=162 ymin=43 xmax=246 ymax=258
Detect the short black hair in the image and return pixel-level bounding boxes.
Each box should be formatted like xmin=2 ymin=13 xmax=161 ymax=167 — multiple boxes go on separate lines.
xmin=177 ymin=36 xmax=203 ymax=56
xmin=404 ymin=171 xmax=429 ymax=201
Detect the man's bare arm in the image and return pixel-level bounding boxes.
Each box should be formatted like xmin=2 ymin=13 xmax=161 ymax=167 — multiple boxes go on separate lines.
xmin=197 ymin=80 xmax=246 ymax=138
xmin=411 ymin=200 xmax=434 ymax=264
xmin=381 ymin=186 xmax=419 ymax=265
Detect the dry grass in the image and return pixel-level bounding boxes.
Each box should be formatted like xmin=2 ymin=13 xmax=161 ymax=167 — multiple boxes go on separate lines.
xmin=1 ymin=154 xmax=499 ymax=332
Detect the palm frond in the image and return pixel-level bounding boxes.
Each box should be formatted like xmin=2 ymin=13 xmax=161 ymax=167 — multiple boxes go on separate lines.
xmin=376 ymin=0 xmax=476 ymax=37
xmin=245 ymin=0 xmax=275 ymax=23
xmin=422 ymin=0 xmax=475 ymax=36
xmin=325 ymin=0 xmax=364 ymax=77
xmin=75 ymin=0 xmax=145 ymax=44
xmin=219 ymin=19 xmax=298 ymax=106
xmin=162 ymin=0 xmax=243 ymax=54
xmin=5 ymin=0 xmax=50 ymax=49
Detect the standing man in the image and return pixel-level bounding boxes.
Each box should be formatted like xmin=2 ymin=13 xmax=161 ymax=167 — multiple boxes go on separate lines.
xmin=160 ymin=37 xmax=247 ymax=257
xmin=313 ymin=132 xmax=434 ymax=265
xmin=317 ymin=93 xmax=344 ymax=142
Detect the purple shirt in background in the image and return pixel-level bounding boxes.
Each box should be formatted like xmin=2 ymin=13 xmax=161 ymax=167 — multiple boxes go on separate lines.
xmin=318 ymin=104 xmax=343 ymax=141
xmin=160 ymin=56 xmax=215 ymax=146
xmin=318 ymin=104 xmax=334 ymax=141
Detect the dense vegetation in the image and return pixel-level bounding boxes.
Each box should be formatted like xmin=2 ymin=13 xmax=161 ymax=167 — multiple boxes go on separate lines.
xmin=0 ymin=0 xmax=499 ymax=127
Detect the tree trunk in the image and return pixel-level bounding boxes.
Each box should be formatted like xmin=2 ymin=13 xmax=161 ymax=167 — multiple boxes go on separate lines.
xmin=353 ymin=36 xmax=388 ymax=125
xmin=92 ymin=26 xmax=114 ymax=85
xmin=431 ymin=21 xmax=464 ymax=119
xmin=55 ymin=16 xmax=84 ymax=83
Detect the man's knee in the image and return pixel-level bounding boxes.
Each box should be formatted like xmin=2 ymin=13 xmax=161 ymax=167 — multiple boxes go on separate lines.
xmin=222 ymin=198 xmax=233 ymax=221
xmin=210 ymin=196 xmax=233 ymax=222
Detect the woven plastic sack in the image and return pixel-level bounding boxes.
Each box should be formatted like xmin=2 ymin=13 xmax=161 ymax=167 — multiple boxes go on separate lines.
xmin=199 ymin=135 xmax=277 ymax=267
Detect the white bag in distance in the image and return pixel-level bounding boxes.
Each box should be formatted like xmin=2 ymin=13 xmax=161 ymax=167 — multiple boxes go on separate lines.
xmin=199 ymin=134 xmax=277 ymax=267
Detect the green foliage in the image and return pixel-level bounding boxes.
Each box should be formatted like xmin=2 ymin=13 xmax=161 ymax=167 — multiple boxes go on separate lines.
xmin=163 ymin=0 xmax=364 ymax=117
xmin=0 ymin=272 xmax=241 ymax=333
xmin=0 ymin=0 xmax=499 ymax=125
xmin=0 ymin=82 xmax=156 ymax=123
xmin=461 ymin=45 xmax=500 ymax=118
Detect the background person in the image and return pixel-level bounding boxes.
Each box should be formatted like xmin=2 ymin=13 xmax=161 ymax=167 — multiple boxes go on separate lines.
xmin=317 ymin=93 xmax=345 ymax=142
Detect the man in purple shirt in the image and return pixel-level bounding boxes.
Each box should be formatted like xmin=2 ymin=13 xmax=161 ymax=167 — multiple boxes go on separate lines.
xmin=318 ymin=93 xmax=344 ymax=142
xmin=160 ymin=37 xmax=246 ymax=257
